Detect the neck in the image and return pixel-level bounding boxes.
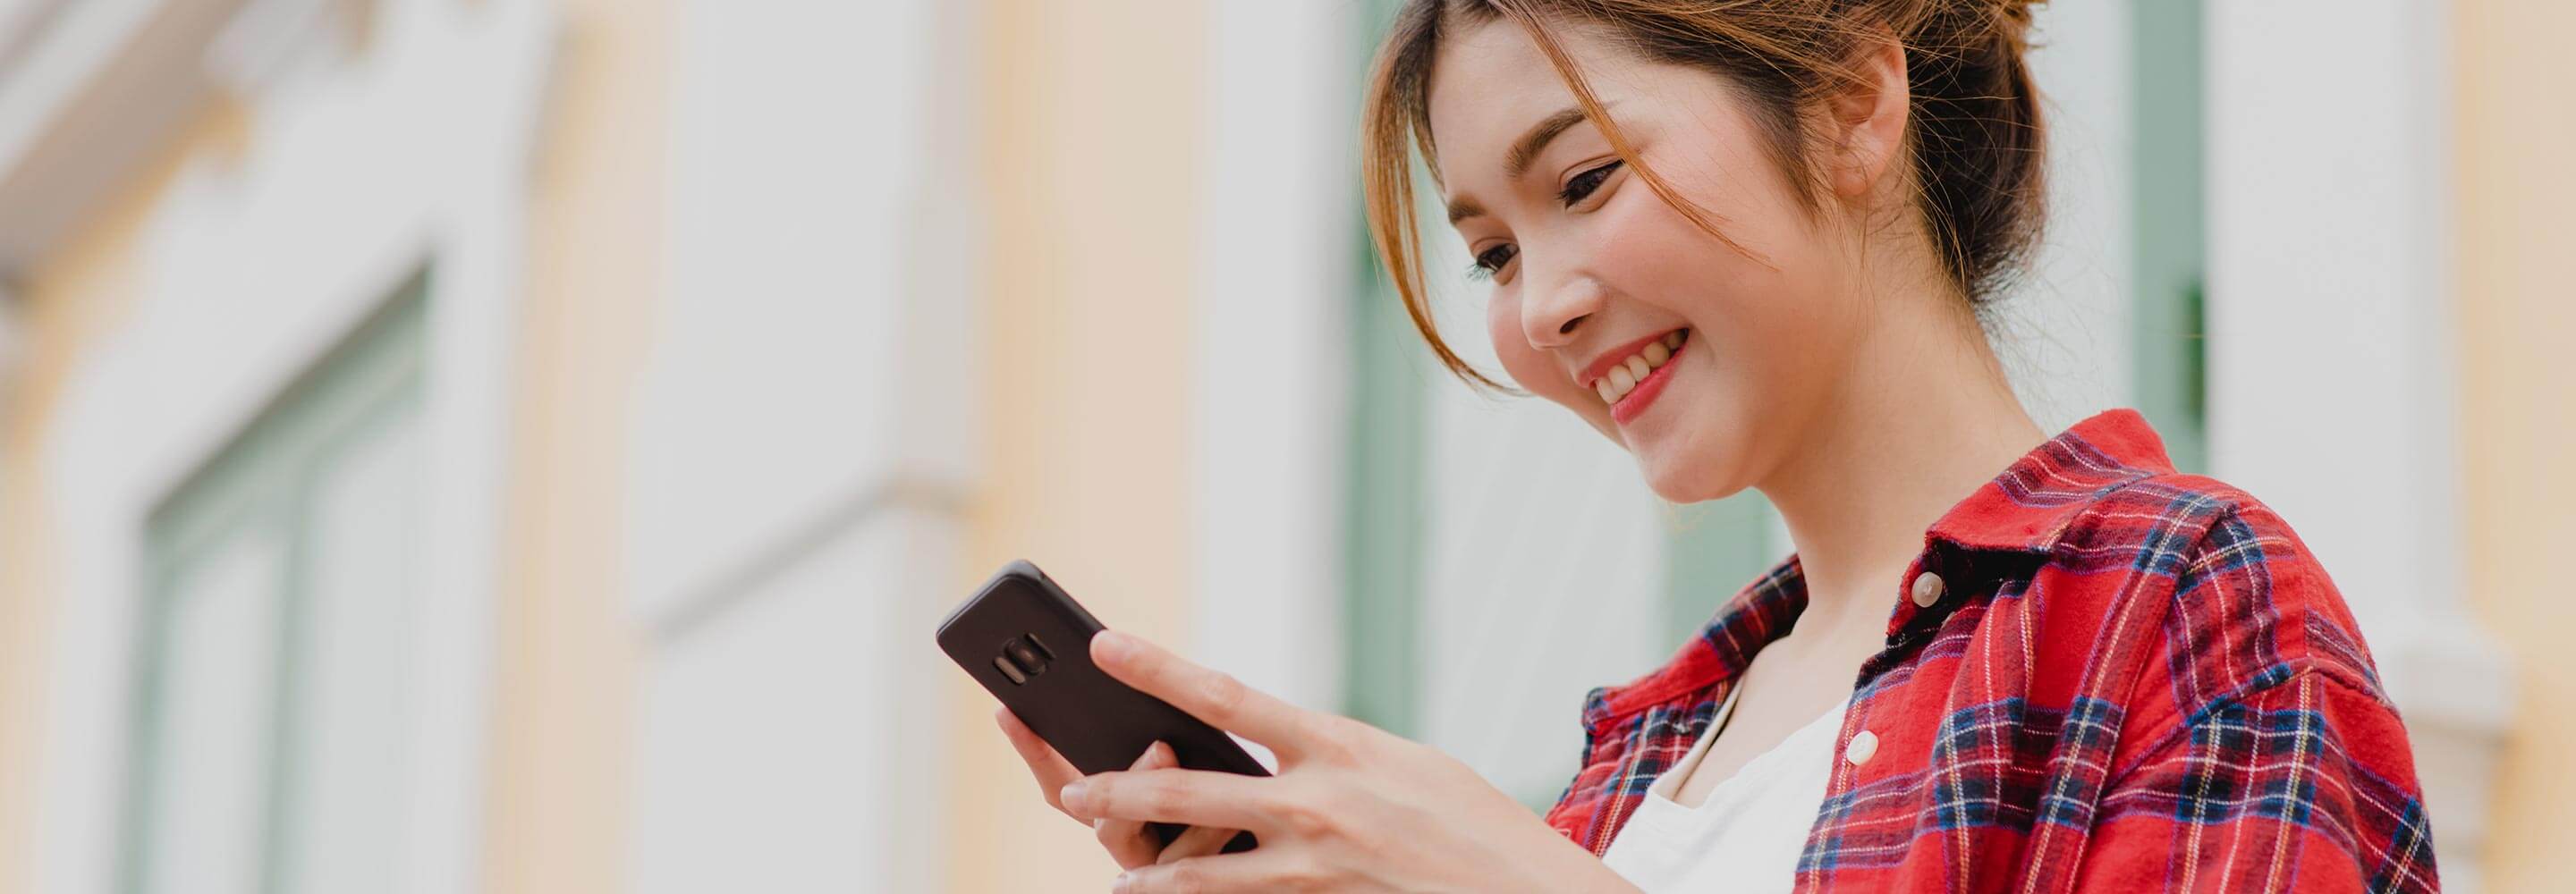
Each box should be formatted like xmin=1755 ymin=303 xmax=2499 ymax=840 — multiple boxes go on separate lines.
xmin=1755 ymin=294 xmax=2046 ymax=639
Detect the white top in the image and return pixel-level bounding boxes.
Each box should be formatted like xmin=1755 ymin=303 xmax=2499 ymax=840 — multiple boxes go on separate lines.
xmin=1599 ymin=687 xmax=1849 ymax=893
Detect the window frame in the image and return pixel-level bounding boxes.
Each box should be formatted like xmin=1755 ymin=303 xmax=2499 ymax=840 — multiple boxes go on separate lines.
xmin=117 ymin=274 xmax=429 ymax=894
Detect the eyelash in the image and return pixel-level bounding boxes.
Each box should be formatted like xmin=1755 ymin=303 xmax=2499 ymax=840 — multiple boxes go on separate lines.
xmin=1556 ymin=159 xmax=1623 ymax=207
xmin=1467 ymin=159 xmax=1624 ymax=281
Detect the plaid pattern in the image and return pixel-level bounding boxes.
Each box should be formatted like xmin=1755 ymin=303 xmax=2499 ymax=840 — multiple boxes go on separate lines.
xmin=1545 ymin=409 xmax=2437 ymax=893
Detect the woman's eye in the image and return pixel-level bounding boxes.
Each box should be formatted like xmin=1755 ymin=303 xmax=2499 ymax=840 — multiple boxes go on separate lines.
xmin=1557 ymin=159 xmax=1623 ymax=207
xmin=1470 ymin=243 xmax=1518 ymax=280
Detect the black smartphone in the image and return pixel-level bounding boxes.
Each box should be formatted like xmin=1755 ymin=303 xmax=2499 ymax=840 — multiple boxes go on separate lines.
xmin=936 ymin=559 xmax=1264 ymax=853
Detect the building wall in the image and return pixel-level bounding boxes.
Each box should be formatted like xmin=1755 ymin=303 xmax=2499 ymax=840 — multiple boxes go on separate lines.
xmin=0 ymin=3 xmax=553 ymax=891
xmin=2453 ymin=2 xmax=2576 ymax=890
xmin=0 ymin=2 xmax=2560 ymax=892
xmin=481 ymin=0 xmax=661 ymax=890
xmin=0 ymin=93 xmax=246 ymax=894
xmin=946 ymin=0 xmax=1210 ymax=889
xmin=616 ymin=0 xmax=973 ymax=890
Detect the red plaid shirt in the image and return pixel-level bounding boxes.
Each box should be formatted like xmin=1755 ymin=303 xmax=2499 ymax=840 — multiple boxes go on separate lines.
xmin=1546 ymin=409 xmax=2437 ymax=892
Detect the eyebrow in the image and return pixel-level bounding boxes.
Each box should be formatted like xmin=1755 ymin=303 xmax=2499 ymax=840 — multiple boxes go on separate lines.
xmin=1445 ymin=105 xmax=1597 ymax=225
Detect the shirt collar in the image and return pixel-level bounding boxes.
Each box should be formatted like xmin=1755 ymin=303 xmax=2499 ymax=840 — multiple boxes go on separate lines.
xmin=1580 ymin=409 xmax=2177 ymax=730
xmin=1919 ymin=408 xmax=2176 ymax=554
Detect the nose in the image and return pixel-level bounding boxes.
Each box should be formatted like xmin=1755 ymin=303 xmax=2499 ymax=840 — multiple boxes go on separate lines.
xmin=1519 ymin=259 xmax=1604 ymax=350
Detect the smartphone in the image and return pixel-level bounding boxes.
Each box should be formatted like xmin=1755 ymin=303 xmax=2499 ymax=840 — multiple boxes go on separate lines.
xmin=936 ymin=560 xmax=1264 ymax=853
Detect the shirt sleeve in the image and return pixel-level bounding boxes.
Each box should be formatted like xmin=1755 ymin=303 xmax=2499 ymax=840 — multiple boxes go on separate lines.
xmin=2068 ymin=499 xmax=2440 ymax=893
xmin=2074 ymin=670 xmax=2436 ymax=892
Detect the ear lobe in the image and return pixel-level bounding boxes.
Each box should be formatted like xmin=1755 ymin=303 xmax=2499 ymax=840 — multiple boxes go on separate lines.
xmin=1826 ymin=37 xmax=1912 ymax=201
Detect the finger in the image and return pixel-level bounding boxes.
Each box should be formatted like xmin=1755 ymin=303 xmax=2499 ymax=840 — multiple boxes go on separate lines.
xmin=1096 ymin=742 xmax=1177 ymax=869
xmin=996 ymin=706 xmax=1083 ymax=819
xmin=1117 ymin=849 xmax=1320 ymax=894
xmin=1089 ymin=630 xmax=1313 ymax=756
xmin=1153 ymin=824 xmax=1241 ymax=865
xmin=1059 ymin=766 xmax=1280 ymax=832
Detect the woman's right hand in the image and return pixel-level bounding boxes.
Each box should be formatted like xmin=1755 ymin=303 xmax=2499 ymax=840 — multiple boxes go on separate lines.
xmin=996 ymin=706 xmax=1241 ymax=870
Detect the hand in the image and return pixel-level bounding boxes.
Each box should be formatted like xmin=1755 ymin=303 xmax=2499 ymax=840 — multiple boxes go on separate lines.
xmin=1036 ymin=628 xmax=1639 ymax=893
xmin=996 ymin=710 xmax=1243 ymax=870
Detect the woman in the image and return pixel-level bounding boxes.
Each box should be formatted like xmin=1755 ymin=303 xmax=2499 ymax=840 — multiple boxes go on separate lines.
xmin=999 ymin=1 xmax=2437 ymax=890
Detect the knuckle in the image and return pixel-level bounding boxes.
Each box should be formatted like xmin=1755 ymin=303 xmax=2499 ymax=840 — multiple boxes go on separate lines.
xmin=1307 ymin=716 xmax=1366 ymax=760
xmin=1275 ymin=859 xmax=1326 ymax=892
xmin=1141 ymin=781 xmax=1187 ymax=818
xmin=1164 ymin=861 xmax=1207 ymax=894
xmin=1199 ymin=672 xmax=1249 ymax=718
xmin=1286 ymin=857 xmax=1342 ymax=892
xmin=1274 ymin=792 xmax=1336 ymax=839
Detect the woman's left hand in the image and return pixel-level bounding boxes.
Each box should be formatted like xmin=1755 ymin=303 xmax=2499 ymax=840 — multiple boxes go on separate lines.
xmin=1055 ymin=628 xmax=1640 ymax=893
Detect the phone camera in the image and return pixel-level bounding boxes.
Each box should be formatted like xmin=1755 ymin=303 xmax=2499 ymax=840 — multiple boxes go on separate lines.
xmin=994 ymin=633 xmax=1055 ymax=685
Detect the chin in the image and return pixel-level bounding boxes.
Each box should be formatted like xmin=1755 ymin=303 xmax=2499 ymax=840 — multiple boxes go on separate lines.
xmin=1633 ymin=448 xmax=1745 ymax=505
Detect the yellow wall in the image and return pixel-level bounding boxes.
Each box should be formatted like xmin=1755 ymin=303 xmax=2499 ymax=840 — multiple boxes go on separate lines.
xmin=2453 ymin=2 xmax=2576 ymax=891
xmin=480 ymin=0 xmax=665 ymax=891
xmin=0 ymin=100 xmax=247 ymax=894
xmin=947 ymin=0 xmax=1210 ymax=889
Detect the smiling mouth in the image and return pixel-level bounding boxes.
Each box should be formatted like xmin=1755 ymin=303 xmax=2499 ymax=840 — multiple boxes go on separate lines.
xmin=1591 ymin=328 xmax=1688 ymax=405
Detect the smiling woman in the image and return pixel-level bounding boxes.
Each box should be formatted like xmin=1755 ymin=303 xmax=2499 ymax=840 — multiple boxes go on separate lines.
xmin=998 ymin=2 xmax=2439 ymax=891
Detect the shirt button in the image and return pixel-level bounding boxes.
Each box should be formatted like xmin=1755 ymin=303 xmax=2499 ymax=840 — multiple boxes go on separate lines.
xmin=1911 ymin=570 xmax=1945 ymax=608
xmin=1846 ymin=730 xmax=1879 ymax=766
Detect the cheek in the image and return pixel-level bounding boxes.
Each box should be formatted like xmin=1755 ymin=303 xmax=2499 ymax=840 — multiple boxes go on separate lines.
xmin=1589 ymin=164 xmax=1844 ymax=365
xmin=1487 ymin=291 xmax=1603 ymax=413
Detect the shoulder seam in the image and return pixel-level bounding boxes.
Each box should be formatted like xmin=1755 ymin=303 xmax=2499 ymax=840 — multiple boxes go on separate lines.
xmin=2104 ymin=662 xmax=2388 ymax=788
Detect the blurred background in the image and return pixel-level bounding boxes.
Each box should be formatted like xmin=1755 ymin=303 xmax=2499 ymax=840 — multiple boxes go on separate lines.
xmin=0 ymin=0 xmax=2566 ymax=891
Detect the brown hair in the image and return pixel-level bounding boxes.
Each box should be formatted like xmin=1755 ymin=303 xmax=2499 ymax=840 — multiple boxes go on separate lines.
xmin=1361 ymin=0 xmax=2047 ymax=388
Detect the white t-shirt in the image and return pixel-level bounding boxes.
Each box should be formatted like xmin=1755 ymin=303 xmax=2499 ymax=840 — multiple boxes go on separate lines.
xmin=1598 ymin=687 xmax=1848 ymax=893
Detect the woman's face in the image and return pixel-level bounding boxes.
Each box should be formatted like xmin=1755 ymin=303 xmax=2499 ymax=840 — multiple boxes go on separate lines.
xmin=1428 ymin=18 xmax=1872 ymax=502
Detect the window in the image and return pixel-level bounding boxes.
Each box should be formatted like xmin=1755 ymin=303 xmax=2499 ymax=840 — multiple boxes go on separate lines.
xmin=119 ymin=277 xmax=428 ymax=894
xmin=2131 ymin=0 xmax=2208 ymax=471
xmin=1342 ymin=218 xmax=1430 ymax=740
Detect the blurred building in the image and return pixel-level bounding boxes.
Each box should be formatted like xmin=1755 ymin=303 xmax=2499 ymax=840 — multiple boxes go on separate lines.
xmin=0 ymin=1 xmax=2565 ymax=892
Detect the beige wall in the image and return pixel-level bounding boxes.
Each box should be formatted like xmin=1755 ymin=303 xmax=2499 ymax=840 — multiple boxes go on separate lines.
xmin=946 ymin=0 xmax=1211 ymax=889
xmin=0 ymin=99 xmax=247 ymax=894
xmin=2453 ymin=2 xmax=2576 ymax=891
xmin=479 ymin=0 xmax=665 ymax=891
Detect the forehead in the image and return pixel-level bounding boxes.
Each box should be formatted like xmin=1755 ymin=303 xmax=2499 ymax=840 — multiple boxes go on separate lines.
xmin=1423 ymin=18 xmax=1681 ymax=198
xmin=1424 ymin=18 xmax=1571 ymax=188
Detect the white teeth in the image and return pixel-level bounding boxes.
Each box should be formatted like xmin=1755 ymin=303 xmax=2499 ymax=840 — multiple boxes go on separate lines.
xmin=1592 ymin=329 xmax=1689 ymax=406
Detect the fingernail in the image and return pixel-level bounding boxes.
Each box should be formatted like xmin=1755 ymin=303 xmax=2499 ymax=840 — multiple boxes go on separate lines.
xmin=1060 ymin=780 xmax=1089 ymax=812
xmin=1095 ymin=629 xmax=1131 ymax=660
xmin=1110 ymin=871 xmax=1132 ymax=893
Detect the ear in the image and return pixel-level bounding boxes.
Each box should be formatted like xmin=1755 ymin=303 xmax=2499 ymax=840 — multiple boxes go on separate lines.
xmin=1823 ymin=35 xmax=1911 ymax=202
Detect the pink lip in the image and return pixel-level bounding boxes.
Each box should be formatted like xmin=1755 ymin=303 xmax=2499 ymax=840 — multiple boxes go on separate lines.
xmin=1609 ymin=330 xmax=1689 ymax=426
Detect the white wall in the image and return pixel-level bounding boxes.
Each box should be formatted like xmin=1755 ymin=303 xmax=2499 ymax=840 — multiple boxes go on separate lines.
xmin=1189 ymin=0 xmax=1360 ymax=721
xmin=28 ymin=1 xmax=555 ymax=890
xmin=622 ymin=0 xmax=976 ymax=890
xmin=629 ymin=507 xmax=954 ymax=894
xmin=2006 ymin=1 xmax=2135 ymax=432
xmin=2207 ymin=0 xmax=2502 ymax=886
